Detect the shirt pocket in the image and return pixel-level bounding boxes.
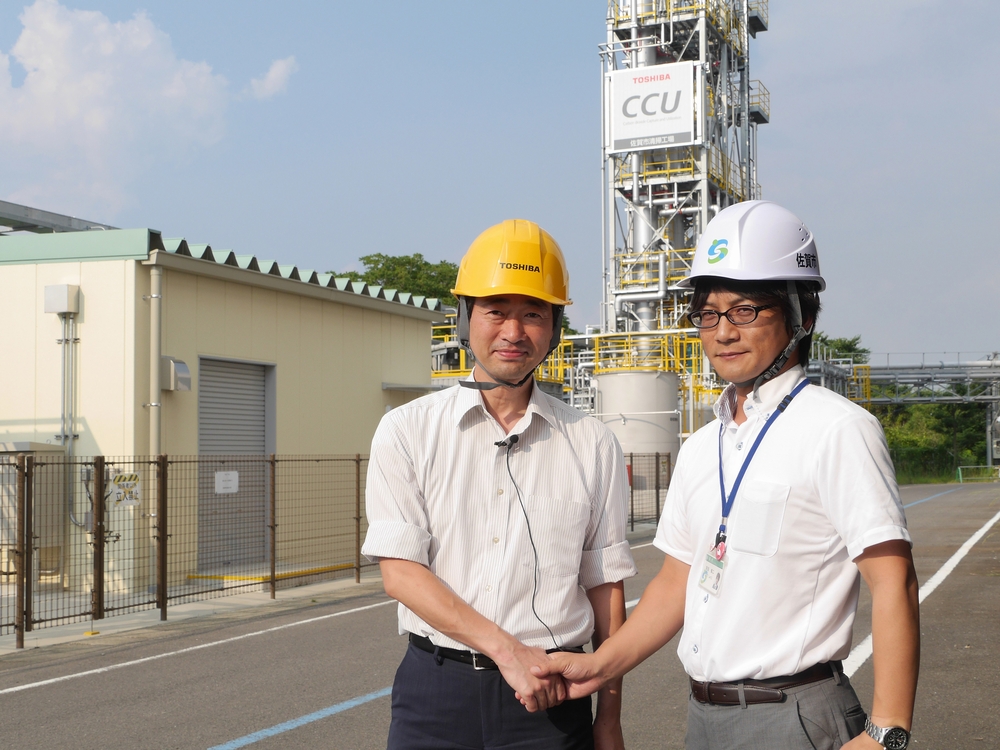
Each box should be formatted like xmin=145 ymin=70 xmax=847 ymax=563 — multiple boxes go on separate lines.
xmin=729 ymin=480 xmax=790 ymax=557
xmin=521 ymin=495 xmax=591 ymax=577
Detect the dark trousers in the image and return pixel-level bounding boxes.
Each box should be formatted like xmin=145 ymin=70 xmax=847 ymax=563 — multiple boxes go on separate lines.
xmin=386 ymin=643 xmax=594 ymax=750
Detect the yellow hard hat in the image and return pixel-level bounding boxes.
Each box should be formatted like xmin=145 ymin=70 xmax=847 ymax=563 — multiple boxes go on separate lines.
xmin=451 ymin=219 xmax=571 ymax=306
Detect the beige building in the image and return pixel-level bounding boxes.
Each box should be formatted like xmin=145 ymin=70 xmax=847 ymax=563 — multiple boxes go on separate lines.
xmin=0 ymin=228 xmax=444 ymax=458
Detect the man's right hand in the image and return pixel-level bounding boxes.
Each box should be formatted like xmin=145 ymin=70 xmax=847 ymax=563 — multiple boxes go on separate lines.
xmin=530 ymin=651 xmax=608 ymax=701
xmin=496 ymin=642 xmax=567 ymax=712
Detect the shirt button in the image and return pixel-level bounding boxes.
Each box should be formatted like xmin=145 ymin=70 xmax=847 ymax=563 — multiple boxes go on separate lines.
xmin=492 ymin=537 xmax=500 ymax=544
xmin=497 ymin=489 xmax=504 ymax=495
xmin=692 ymin=644 xmax=699 ymax=654
xmin=485 ymin=585 xmax=493 ymax=592
xmin=736 ymin=442 xmax=743 ymax=451
xmin=703 ymin=594 xmax=709 ymax=603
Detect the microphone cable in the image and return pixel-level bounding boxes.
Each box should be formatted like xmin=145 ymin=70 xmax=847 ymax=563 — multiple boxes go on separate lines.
xmin=496 ymin=434 xmax=560 ymax=651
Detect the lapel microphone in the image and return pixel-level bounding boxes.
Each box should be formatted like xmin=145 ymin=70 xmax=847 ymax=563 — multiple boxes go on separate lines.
xmin=494 ymin=434 xmax=520 ymax=448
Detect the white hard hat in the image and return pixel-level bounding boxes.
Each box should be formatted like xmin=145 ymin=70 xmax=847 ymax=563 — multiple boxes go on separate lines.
xmin=678 ymin=200 xmax=825 ymax=291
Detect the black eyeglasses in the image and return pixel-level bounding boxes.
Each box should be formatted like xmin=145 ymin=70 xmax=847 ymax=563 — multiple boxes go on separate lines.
xmin=688 ymin=304 xmax=775 ymax=329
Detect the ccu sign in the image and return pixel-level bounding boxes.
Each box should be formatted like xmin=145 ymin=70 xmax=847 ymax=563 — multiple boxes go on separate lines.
xmin=608 ymin=61 xmax=694 ymax=153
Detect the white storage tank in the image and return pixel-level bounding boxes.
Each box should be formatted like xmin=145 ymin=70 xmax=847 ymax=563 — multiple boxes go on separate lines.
xmin=594 ymin=371 xmax=680 ymax=459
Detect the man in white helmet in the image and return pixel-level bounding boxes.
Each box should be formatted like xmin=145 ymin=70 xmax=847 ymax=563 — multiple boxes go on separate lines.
xmin=363 ymin=219 xmax=636 ymax=750
xmin=534 ymin=201 xmax=919 ymax=750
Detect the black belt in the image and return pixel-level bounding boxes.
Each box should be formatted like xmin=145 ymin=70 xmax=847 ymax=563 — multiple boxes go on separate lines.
xmin=408 ymin=633 xmax=585 ymax=671
xmin=690 ymin=660 xmax=842 ymax=706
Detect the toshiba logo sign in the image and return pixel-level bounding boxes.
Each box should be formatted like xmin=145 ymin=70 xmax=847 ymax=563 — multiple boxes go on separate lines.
xmin=608 ymin=61 xmax=694 ymax=153
xmin=498 ymin=262 xmax=541 ymax=273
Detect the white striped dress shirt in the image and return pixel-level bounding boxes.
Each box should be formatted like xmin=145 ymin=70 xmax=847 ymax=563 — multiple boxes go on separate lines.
xmin=362 ymin=376 xmax=637 ymax=651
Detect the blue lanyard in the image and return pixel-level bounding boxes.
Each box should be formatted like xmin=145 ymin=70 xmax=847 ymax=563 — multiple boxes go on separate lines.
xmin=715 ymin=379 xmax=809 ymax=548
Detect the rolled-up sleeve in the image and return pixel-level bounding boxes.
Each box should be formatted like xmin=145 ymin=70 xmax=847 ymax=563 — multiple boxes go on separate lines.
xmin=580 ymin=431 xmax=638 ymax=589
xmin=360 ymin=415 xmax=433 ymax=564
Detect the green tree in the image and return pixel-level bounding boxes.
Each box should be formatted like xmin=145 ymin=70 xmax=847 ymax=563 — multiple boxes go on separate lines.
xmin=928 ymin=396 xmax=987 ymax=469
xmin=334 ymin=252 xmax=579 ymax=332
xmin=334 ymin=253 xmax=460 ymax=306
xmin=813 ymin=332 xmax=870 ymax=363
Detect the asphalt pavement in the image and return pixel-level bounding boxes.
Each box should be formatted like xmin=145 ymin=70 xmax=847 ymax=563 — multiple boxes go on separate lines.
xmin=0 ymin=483 xmax=996 ymax=749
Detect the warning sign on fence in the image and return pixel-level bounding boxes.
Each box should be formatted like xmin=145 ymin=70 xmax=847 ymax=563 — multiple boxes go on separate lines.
xmin=110 ymin=473 xmax=141 ymax=507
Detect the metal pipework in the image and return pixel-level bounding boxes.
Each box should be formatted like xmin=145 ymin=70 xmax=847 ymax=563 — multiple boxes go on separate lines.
xmin=614 ymin=251 xmax=668 ymax=314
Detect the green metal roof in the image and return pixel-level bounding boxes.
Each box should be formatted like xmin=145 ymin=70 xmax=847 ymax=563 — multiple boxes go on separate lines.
xmin=0 ymin=228 xmax=443 ymax=313
xmin=0 ymin=228 xmax=160 ymax=263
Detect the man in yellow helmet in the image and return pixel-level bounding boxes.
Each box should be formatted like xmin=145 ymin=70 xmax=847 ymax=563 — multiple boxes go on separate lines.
xmin=362 ymin=219 xmax=637 ymax=749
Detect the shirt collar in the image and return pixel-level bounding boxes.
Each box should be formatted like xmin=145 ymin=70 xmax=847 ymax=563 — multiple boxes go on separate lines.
xmin=453 ymin=368 xmax=557 ymax=433
xmin=713 ymin=365 xmax=807 ymax=427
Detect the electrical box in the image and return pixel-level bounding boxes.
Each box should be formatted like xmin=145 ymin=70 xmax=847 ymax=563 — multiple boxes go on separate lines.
xmin=160 ymin=356 xmax=192 ymax=391
xmin=44 ymin=284 xmax=80 ymax=314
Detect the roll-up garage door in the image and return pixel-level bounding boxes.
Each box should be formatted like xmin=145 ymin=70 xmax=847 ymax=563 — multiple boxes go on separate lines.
xmin=197 ymin=359 xmax=268 ymax=571
xmin=198 ymin=359 xmax=266 ymax=454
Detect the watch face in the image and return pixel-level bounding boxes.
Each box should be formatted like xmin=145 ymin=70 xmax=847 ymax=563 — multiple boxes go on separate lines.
xmin=884 ymin=727 xmax=910 ymax=749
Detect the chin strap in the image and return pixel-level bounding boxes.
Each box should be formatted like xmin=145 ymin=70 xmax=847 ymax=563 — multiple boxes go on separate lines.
xmin=751 ymin=280 xmax=812 ymax=401
xmin=458 ymin=366 xmax=534 ymax=391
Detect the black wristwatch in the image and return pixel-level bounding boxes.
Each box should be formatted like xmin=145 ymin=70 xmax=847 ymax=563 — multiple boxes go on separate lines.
xmin=864 ymin=717 xmax=910 ymax=749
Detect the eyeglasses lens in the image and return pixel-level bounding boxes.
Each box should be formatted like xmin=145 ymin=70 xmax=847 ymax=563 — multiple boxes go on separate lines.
xmin=728 ymin=306 xmax=758 ymax=324
xmin=690 ymin=311 xmax=718 ymax=328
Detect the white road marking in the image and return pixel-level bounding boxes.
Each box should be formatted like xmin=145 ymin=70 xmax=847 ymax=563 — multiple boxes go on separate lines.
xmin=630 ymin=542 xmax=655 ymax=550
xmin=843 ymin=507 xmax=1000 ymax=677
xmin=0 ymin=599 xmax=396 ymax=696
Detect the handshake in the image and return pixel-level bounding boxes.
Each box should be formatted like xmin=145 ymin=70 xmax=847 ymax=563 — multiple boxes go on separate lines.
xmin=500 ymin=642 xmax=611 ymax=713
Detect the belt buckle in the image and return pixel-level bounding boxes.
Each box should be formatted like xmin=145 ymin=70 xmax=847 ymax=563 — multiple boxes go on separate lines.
xmin=472 ymin=653 xmax=490 ymax=671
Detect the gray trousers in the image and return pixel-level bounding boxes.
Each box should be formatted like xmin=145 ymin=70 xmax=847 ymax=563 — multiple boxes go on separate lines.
xmin=685 ymin=674 xmax=867 ymax=750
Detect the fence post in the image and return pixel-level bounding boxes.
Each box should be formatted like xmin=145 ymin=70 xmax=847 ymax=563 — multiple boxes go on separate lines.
xmin=628 ymin=452 xmax=634 ymax=532
xmin=156 ymin=454 xmax=168 ymax=621
xmin=92 ymin=455 xmax=105 ymax=621
xmin=654 ymin=451 xmax=661 ymax=521
xmin=24 ymin=455 xmax=34 ymax=633
xmin=269 ymin=454 xmax=277 ymax=600
xmin=14 ymin=454 xmax=25 ymax=649
xmin=355 ymin=454 xmax=361 ymax=584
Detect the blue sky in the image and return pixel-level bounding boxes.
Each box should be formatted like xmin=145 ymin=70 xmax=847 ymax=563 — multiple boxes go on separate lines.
xmin=1 ymin=0 xmax=997 ymax=357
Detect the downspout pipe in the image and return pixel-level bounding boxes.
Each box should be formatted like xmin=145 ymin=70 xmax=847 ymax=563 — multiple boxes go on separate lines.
xmin=62 ymin=312 xmax=85 ymax=529
xmin=149 ymin=266 xmax=162 ymax=455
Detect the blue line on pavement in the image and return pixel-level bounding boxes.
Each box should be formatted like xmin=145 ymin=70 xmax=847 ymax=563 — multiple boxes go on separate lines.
xmin=903 ymin=487 xmax=959 ymax=509
xmin=208 ymin=687 xmax=392 ymax=749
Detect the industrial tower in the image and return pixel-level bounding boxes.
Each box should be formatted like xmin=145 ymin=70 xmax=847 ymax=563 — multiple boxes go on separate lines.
xmin=590 ymin=0 xmax=769 ymax=457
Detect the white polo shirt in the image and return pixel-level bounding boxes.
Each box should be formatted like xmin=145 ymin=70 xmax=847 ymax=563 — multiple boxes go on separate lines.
xmin=654 ymin=365 xmax=910 ymax=682
xmin=363 ymin=376 xmax=637 ymax=651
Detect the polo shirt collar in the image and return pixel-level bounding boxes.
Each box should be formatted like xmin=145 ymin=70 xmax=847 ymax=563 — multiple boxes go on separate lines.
xmin=714 ymin=365 xmax=807 ymax=427
xmin=453 ymin=369 xmax=557 ymax=432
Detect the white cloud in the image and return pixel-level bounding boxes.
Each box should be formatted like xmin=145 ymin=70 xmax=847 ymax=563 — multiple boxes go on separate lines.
xmin=247 ymin=56 xmax=298 ymax=100
xmin=0 ymin=0 xmax=228 ymax=217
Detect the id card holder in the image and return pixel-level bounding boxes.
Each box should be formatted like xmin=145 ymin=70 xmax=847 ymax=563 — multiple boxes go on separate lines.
xmin=698 ymin=553 xmax=725 ymax=596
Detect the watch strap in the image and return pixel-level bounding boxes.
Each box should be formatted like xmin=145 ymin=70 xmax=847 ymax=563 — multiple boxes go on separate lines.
xmin=864 ymin=717 xmax=911 ymax=749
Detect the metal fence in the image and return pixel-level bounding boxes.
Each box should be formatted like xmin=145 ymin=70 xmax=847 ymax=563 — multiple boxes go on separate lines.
xmin=956 ymin=465 xmax=1000 ymax=483
xmin=2 ymin=450 xmax=670 ymax=648
xmin=625 ymin=452 xmax=673 ymax=528
xmin=1 ymin=454 xmax=370 ymax=647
